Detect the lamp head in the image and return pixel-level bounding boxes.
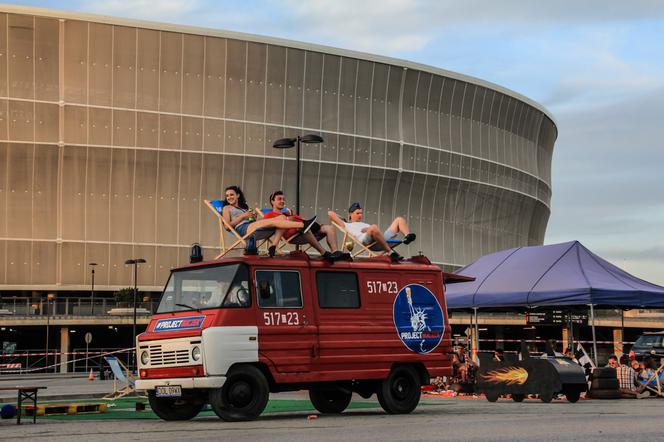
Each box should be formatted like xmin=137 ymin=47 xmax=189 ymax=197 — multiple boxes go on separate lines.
xmin=272 ymin=137 xmax=296 ymax=149
xmin=300 ymin=134 xmax=324 ymax=144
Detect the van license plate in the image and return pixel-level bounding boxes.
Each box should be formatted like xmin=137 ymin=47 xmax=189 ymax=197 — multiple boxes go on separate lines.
xmin=156 ymin=385 xmax=182 ymax=397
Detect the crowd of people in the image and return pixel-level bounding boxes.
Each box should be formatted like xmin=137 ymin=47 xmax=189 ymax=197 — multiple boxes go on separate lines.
xmin=220 ymin=185 xmax=417 ymax=262
xmin=607 ymin=353 xmax=657 ymax=398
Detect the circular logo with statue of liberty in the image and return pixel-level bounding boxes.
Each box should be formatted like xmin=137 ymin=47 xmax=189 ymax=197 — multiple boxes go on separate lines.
xmin=392 ymin=284 xmax=445 ymax=354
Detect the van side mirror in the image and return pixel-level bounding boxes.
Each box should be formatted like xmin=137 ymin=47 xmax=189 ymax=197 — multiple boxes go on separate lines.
xmin=258 ymin=280 xmax=271 ymax=299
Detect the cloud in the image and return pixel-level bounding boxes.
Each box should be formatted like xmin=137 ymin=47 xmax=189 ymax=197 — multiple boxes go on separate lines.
xmin=546 ymin=86 xmax=664 ymax=284
xmin=278 ymin=0 xmax=434 ymax=53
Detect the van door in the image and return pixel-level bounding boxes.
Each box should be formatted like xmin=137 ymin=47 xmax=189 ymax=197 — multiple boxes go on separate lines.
xmin=254 ymin=268 xmax=317 ymax=373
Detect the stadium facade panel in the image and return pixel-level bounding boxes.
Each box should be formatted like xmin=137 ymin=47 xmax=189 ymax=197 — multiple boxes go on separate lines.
xmin=0 ymin=6 xmax=556 ymax=292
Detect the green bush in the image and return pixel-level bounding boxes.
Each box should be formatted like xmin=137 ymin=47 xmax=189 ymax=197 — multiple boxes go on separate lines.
xmin=113 ymin=287 xmax=135 ymax=303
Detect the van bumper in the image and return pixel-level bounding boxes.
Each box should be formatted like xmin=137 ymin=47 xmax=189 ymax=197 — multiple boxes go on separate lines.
xmin=136 ymin=376 xmax=226 ymax=390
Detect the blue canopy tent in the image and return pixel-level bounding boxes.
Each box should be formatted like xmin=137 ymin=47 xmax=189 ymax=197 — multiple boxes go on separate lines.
xmin=445 ymin=241 xmax=664 ymax=362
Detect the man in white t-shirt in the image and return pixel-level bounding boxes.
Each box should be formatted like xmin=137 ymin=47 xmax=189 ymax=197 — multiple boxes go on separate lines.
xmin=327 ymin=202 xmax=416 ymax=262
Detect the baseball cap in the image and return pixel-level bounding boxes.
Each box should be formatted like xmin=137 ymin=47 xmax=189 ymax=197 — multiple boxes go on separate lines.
xmin=348 ymin=202 xmax=362 ymax=213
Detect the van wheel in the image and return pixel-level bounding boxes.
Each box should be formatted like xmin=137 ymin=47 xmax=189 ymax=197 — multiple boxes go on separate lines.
xmin=309 ymin=387 xmax=352 ymax=414
xmin=377 ymin=366 xmax=421 ymax=414
xmin=210 ymin=365 xmax=269 ymax=421
xmin=148 ymin=391 xmax=204 ymax=421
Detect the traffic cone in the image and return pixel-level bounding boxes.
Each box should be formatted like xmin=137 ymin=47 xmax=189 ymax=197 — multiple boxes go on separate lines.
xmin=88 ymin=369 xmax=94 ymax=381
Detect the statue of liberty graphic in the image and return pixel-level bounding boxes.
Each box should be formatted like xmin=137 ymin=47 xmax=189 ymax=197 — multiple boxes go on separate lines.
xmin=406 ymin=287 xmax=428 ymax=332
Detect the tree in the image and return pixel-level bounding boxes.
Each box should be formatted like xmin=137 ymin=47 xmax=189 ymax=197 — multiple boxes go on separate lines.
xmin=113 ymin=287 xmax=135 ymax=303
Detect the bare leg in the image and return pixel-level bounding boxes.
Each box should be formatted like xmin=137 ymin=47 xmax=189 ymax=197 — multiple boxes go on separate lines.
xmin=367 ymin=224 xmax=391 ymax=253
xmin=303 ymin=232 xmax=327 ymax=255
xmin=247 ymin=218 xmax=303 ymax=234
xmin=270 ymin=229 xmax=285 ymax=247
xmin=387 ymin=216 xmax=410 ymax=235
xmin=319 ymin=224 xmax=338 ymax=252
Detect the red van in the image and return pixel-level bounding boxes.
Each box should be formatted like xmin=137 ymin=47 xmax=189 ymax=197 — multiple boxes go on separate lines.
xmin=136 ymin=252 xmax=470 ymax=421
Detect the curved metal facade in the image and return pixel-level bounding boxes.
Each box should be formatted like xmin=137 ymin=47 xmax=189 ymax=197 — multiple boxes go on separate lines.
xmin=0 ymin=7 xmax=556 ymax=292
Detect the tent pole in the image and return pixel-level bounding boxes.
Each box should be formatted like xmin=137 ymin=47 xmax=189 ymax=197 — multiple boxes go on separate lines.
xmin=568 ymin=309 xmax=574 ymax=351
xmin=620 ymin=309 xmax=625 ymax=355
xmin=474 ymin=307 xmax=479 ymax=359
xmin=590 ymin=304 xmax=598 ymax=366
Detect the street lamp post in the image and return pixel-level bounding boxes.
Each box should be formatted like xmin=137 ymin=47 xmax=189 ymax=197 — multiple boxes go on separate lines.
xmin=89 ymin=262 xmax=97 ymax=315
xmin=125 ymin=258 xmax=146 ymax=371
xmin=45 ymin=293 xmax=56 ymax=372
xmin=272 ymin=134 xmax=324 ymax=216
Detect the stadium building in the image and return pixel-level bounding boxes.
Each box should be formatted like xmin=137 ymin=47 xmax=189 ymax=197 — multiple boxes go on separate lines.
xmin=0 ymin=5 xmax=556 ymax=294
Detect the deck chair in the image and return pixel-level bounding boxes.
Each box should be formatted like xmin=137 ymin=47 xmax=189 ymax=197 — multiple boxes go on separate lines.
xmin=204 ymin=199 xmax=275 ymax=258
xmin=639 ymin=360 xmax=664 ymax=397
xmin=331 ymin=220 xmax=402 ymax=258
xmin=103 ymin=355 xmax=136 ymax=399
xmin=255 ymin=208 xmax=330 ymax=254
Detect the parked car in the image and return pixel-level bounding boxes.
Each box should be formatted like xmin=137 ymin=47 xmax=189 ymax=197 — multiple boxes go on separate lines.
xmin=631 ymin=331 xmax=664 ymax=363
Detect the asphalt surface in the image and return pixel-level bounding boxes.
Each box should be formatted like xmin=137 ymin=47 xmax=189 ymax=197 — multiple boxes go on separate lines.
xmin=1 ymin=394 xmax=663 ymax=441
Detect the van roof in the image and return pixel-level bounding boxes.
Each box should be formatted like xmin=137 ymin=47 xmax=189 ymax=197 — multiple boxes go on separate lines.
xmin=176 ymin=251 xmax=474 ymax=284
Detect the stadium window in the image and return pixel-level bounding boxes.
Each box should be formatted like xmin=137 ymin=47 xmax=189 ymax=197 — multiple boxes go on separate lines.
xmin=316 ymin=272 xmax=360 ymax=308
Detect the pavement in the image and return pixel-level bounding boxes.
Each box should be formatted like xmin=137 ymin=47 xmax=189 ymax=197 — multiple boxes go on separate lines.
xmin=1 ymin=375 xmax=664 ymax=441
xmin=0 ymin=374 xmax=115 ymax=401
xmin=1 ymin=395 xmax=663 ymax=441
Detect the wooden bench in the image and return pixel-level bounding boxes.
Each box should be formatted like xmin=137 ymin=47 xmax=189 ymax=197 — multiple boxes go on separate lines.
xmin=0 ymin=386 xmax=47 ymax=424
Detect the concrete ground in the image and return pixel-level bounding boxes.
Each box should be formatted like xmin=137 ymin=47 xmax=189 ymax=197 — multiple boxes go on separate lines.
xmin=1 ymin=395 xmax=663 ymax=441
xmin=0 ymin=374 xmax=115 ymax=401
xmin=1 ymin=376 xmax=663 ymax=441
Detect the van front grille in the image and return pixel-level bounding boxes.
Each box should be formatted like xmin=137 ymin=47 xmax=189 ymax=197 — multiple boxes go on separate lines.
xmin=147 ymin=345 xmax=190 ymax=366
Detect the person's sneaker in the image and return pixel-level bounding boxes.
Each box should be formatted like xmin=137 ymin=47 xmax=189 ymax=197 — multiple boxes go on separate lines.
xmin=322 ymin=251 xmax=334 ymax=261
xmin=268 ymin=245 xmax=277 ymax=257
xmin=390 ymin=251 xmax=404 ymax=263
xmin=403 ymin=233 xmax=416 ymax=245
xmin=300 ymin=215 xmax=318 ymax=235
xmin=330 ymin=250 xmax=346 ymax=261
xmin=637 ymin=391 xmax=650 ymax=399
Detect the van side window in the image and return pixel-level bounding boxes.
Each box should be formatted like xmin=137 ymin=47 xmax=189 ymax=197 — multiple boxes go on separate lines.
xmin=255 ymin=270 xmax=302 ymax=308
xmin=316 ymin=272 xmax=360 ymax=308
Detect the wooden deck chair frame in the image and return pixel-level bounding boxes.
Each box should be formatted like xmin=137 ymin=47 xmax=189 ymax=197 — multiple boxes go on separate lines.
xmin=204 ymin=200 xmax=275 ymax=259
xmin=330 ymin=220 xmax=402 ymax=258
xmin=641 ymin=358 xmax=664 ymax=397
xmin=103 ymin=356 xmax=137 ymax=400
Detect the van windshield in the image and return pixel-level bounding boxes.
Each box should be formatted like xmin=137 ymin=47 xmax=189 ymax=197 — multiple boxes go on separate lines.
xmin=157 ymin=264 xmax=250 ymax=313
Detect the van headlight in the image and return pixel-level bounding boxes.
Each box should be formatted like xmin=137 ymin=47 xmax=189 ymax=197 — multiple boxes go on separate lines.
xmin=140 ymin=351 xmax=149 ymax=365
xmin=192 ymin=346 xmax=201 ymax=361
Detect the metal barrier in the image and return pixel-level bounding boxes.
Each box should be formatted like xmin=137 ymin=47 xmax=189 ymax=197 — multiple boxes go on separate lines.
xmin=0 ymin=297 xmax=158 ymax=317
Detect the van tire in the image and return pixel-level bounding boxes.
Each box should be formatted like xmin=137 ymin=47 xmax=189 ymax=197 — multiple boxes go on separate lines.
xmin=511 ymin=393 xmax=525 ymax=402
xmin=485 ymin=392 xmax=499 ymax=402
xmin=210 ymin=365 xmax=269 ymax=421
xmin=148 ymin=391 xmax=204 ymax=421
xmin=309 ymin=387 xmax=352 ymax=414
xmin=377 ymin=366 xmax=421 ymax=414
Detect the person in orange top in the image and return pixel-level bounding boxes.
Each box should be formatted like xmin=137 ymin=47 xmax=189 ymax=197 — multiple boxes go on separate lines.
xmin=264 ymin=191 xmax=348 ymax=261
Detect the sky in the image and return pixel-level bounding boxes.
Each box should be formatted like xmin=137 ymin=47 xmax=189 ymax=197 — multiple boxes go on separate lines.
xmin=5 ymin=0 xmax=663 ymax=284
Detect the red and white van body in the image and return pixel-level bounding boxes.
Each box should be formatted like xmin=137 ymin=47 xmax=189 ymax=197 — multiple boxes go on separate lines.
xmin=136 ymin=253 xmax=467 ymax=394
